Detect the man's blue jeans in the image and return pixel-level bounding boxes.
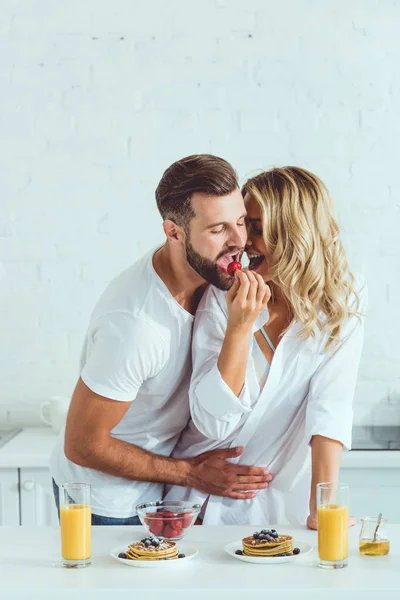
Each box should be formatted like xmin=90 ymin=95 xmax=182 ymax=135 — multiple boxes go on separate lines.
xmin=52 ymin=478 xmax=141 ymax=526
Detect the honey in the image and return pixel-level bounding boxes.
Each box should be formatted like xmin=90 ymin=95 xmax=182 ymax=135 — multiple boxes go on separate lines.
xmin=359 ymin=539 xmax=390 ymax=556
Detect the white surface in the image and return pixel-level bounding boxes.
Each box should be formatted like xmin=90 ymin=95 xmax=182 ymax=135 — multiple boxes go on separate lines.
xmin=224 ymin=539 xmax=312 ymax=564
xmin=110 ymin=542 xmax=198 ymax=568
xmin=0 ymin=428 xmax=57 ymax=468
xmin=0 ymin=1 xmax=399 ymax=427
xmin=0 ymin=525 xmax=399 ymax=600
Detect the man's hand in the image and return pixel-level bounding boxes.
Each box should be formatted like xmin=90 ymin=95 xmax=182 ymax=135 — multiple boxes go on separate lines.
xmin=306 ymin=514 xmax=357 ymax=530
xmin=65 ymin=380 xmax=272 ymax=497
xmin=187 ymin=445 xmax=272 ymax=499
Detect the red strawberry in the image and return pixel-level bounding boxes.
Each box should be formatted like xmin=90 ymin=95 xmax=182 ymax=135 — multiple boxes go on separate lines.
xmin=178 ymin=512 xmax=193 ymax=529
xmin=163 ymin=524 xmax=181 ymax=538
xmin=173 ymin=519 xmax=183 ymax=530
xmin=149 ymin=518 xmax=163 ymax=535
xmin=161 ymin=510 xmax=175 ymax=519
xmin=227 ymin=260 xmax=242 ymax=276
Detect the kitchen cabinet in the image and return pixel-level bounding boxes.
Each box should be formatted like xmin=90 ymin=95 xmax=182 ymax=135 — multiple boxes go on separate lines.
xmin=19 ymin=468 xmax=58 ymax=526
xmin=0 ymin=468 xmax=20 ymax=526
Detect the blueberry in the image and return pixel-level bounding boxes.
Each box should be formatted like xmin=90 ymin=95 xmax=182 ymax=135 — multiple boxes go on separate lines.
xmin=178 ymin=553 xmax=185 ymax=558
xmin=235 ymin=550 xmax=243 ymax=555
xmin=152 ymin=540 xmax=160 ymax=547
xmin=158 ymin=537 xmax=165 ymax=542
xmin=271 ymin=529 xmax=277 ymax=534
xmin=118 ymin=552 xmax=127 ymax=559
xmin=145 ymin=540 xmax=152 ymax=547
xmin=265 ymin=534 xmax=273 ymax=541
xmin=253 ymin=531 xmax=259 ymax=538
xmin=260 ymin=529 xmax=267 ymax=535
xmin=271 ymin=532 xmax=279 ymax=539
xmin=293 ymin=547 xmax=300 ymax=555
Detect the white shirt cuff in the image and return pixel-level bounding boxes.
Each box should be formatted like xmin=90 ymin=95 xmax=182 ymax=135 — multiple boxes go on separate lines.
xmin=306 ymin=422 xmax=352 ymax=451
xmin=194 ymin=364 xmax=252 ymax=421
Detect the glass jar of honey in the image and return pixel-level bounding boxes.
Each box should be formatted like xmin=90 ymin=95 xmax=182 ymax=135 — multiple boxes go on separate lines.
xmin=359 ymin=517 xmax=390 ymax=556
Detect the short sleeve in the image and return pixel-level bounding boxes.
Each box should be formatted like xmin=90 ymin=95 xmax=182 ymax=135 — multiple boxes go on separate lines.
xmin=81 ymin=311 xmax=166 ymax=401
xmin=305 ymin=275 xmax=368 ymax=450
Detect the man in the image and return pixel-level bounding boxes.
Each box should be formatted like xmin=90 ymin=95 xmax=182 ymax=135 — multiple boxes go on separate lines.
xmin=50 ymin=154 xmax=272 ymax=524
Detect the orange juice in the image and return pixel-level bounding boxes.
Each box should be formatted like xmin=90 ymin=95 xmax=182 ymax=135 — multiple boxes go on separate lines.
xmin=60 ymin=504 xmax=91 ymax=560
xmin=317 ymin=504 xmax=348 ymax=561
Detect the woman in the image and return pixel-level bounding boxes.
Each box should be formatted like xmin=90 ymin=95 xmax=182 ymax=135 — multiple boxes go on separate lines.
xmin=166 ymin=166 xmax=367 ymax=528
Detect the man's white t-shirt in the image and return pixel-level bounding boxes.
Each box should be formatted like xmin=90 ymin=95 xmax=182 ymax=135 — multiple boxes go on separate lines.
xmin=50 ymin=248 xmax=194 ymax=518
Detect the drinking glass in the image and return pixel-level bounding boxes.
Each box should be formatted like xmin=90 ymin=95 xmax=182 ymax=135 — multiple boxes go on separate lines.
xmin=60 ymin=483 xmax=91 ymax=568
xmin=317 ymin=482 xmax=349 ymax=569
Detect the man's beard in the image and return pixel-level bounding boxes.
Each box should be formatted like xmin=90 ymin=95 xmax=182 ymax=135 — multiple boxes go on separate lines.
xmin=185 ymin=237 xmax=234 ymax=291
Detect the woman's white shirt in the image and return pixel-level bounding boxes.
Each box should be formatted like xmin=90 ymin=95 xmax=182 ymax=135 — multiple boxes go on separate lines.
xmin=166 ymin=274 xmax=368 ymax=526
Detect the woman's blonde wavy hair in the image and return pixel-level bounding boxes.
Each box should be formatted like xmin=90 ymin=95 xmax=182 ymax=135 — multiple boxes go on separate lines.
xmin=242 ymin=166 xmax=359 ymax=352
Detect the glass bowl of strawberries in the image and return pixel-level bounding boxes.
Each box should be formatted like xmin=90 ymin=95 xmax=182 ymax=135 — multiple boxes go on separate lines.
xmin=136 ymin=501 xmax=202 ymax=540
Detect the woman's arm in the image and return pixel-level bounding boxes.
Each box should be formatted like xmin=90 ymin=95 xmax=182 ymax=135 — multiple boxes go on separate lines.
xmin=189 ymin=271 xmax=270 ymax=441
xmin=306 ymin=435 xmax=357 ymax=529
xmin=305 ymin=276 xmax=368 ymax=529
xmin=218 ymin=270 xmax=270 ymax=395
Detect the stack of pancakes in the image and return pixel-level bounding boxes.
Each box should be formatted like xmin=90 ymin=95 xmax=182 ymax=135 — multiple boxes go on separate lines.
xmin=126 ymin=539 xmax=179 ymax=561
xmin=242 ymin=534 xmax=293 ymax=557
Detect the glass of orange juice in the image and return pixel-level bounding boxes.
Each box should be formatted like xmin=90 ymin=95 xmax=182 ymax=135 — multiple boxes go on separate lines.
xmin=60 ymin=483 xmax=91 ymax=568
xmin=317 ymin=482 xmax=349 ymax=569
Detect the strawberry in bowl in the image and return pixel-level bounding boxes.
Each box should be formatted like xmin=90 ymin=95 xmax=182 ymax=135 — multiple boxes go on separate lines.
xmin=136 ymin=501 xmax=202 ymax=540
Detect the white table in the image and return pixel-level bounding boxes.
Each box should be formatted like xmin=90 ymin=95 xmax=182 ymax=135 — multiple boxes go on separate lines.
xmin=1 ymin=524 xmax=399 ymax=600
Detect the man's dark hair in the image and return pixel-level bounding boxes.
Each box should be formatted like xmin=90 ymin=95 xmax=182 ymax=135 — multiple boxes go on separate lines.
xmin=155 ymin=154 xmax=239 ymax=229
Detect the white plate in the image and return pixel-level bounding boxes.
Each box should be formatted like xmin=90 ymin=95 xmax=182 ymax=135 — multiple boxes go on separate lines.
xmin=224 ymin=539 xmax=313 ymax=564
xmin=110 ymin=543 xmax=198 ymax=568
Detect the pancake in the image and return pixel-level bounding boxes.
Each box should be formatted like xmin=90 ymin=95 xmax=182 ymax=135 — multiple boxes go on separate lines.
xmin=126 ymin=537 xmax=179 ymax=561
xmin=242 ymin=531 xmax=293 ymax=557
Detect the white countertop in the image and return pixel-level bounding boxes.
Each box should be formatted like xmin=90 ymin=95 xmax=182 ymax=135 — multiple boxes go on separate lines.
xmin=0 ymin=428 xmax=399 ymax=470
xmin=0 ymin=427 xmax=58 ymax=468
xmin=0 ymin=524 xmax=398 ymax=600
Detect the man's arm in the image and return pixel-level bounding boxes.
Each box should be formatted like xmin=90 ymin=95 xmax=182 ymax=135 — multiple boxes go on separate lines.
xmin=64 ymin=378 xmax=271 ymax=499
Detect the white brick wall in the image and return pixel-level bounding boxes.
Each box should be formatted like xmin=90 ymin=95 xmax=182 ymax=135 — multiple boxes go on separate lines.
xmin=1 ymin=0 xmax=399 ymax=425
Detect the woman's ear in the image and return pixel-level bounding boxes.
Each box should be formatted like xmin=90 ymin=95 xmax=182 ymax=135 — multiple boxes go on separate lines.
xmin=163 ymin=219 xmax=186 ymax=244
